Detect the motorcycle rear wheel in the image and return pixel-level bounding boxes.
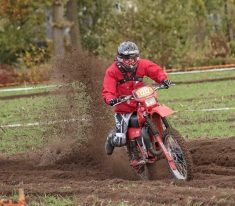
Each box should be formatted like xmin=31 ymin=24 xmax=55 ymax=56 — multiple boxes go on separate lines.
xmin=163 ymin=128 xmax=193 ymax=181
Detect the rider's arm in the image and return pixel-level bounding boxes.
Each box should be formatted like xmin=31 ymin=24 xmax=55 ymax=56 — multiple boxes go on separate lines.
xmin=102 ymin=68 xmax=118 ymax=105
xmin=141 ymin=59 xmax=168 ymax=83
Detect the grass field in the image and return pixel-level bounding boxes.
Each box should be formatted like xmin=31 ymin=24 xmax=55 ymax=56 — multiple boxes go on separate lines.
xmin=168 ymin=69 xmax=235 ymax=81
xmin=0 ymin=70 xmax=234 ymax=154
xmin=0 ymin=82 xmax=89 ymax=154
xmin=0 ymin=194 xmax=131 ymax=206
xmin=0 ymin=84 xmax=57 ymax=97
xmin=157 ymin=79 xmax=235 ymax=138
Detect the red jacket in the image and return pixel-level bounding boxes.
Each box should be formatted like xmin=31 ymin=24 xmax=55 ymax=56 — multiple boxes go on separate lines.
xmin=102 ymin=58 xmax=167 ymax=113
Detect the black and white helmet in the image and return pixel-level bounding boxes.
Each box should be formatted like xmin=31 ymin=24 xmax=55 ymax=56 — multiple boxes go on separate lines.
xmin=117 ymin=41 xmax=140 ymax=72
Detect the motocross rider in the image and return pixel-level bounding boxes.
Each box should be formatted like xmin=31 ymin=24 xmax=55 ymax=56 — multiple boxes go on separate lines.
xmin=102 ymin=41 xmax=171 ymax=167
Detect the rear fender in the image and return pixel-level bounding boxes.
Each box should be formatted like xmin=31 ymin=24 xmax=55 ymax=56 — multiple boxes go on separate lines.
xmin=128 ymin=128 xmax=142 ymax=140
xmin=150 ymin=105 xmax=174 ymax=117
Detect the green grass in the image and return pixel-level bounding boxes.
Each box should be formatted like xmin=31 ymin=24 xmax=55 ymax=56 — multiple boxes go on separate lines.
xmin=170 ymin=113 xmax=235 ymax=139
xmin=0 ymin=71 xmax=234 ymax=154
xmin=157 ymin=80 xmax=234 ymax=105
xmin=0 ymin=193 xmax=74 ymax=206
xmin=146 ymin=71 xmax=235 ymax=139
xmin=0 ymin=193 xmax=134 ymax=206
xmin=30 ymin=195 xmax=74 ymax=206
xmin=0 ymin=127 xmax=46 ymax=154
xmin=168 ymin=69 xmax=235 ymax=82
xmin=30 ymin=196 xmax=133 ymax=206
xmin=156 ymin=80 xmax=235 ymax=139
xmin=0 ymin=96 xmax=55 ymax=124
xmin=0 ymin=84 xmax=58 ymax=97
xmin=0 ymin=83 xmax=90 ymax=154
xmin=0 ymin=95 xmax=54 ymax=154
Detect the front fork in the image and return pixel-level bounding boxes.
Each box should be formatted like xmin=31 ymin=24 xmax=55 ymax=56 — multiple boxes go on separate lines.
xmin=144 ymin=116 xmax=177 ymax=170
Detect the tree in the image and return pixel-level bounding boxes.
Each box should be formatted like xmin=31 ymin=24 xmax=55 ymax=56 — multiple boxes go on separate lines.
xmin=0 ymin=0 xmax=81 ymax=63
xmin=80 ymin=0 xmax=235 ymax=67
xmin=66 ymin=0 xmax=81 ymax=49
xmin=52 ymin=0 xmax=66 ymax=56
xmin=1 ymin=0 xmax=235 ymax=67
xmin=224 ymin=0 xmax=234 ymax=42
xmin=0 ymin=0 xmax=48 ymax=64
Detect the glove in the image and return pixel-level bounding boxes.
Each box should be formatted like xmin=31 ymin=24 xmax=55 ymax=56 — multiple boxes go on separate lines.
xmin=109 ymin=98 xmax=119 ymax=106
xmin=161 ymin=79 xmax=172 ymax=89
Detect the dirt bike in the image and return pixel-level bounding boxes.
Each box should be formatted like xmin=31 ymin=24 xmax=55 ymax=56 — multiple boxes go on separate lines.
xmin=113 ymin=84 xmax=193 ymax=181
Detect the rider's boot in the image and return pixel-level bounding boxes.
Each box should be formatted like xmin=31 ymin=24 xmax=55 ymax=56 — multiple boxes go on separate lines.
xmin=129 ymin=140 xmax=145 ymax=168
xmin=105 ymin=132 xmax=115 ymax=155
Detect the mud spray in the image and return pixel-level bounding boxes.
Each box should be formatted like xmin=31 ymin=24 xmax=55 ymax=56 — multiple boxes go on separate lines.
xmin=39 ymin=50 xmax=235 ymax=182
xmin=39 ymin=49 xmax=135 ymax=179
xmin=1 ymin=50 xmax=235 ymax=205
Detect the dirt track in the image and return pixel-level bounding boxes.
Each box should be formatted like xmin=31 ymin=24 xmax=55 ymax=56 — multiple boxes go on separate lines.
xmin=0 ymin=137 xmax=234 ymax=205
xmin=1 ymin=51 xmax=234 ymax=205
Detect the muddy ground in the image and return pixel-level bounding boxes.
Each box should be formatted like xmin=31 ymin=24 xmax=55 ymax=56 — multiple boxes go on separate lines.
xmin=1 ymin=51 xmax=234 ymax=205
xmin=0 ymin=137 xmax=234 ymax=205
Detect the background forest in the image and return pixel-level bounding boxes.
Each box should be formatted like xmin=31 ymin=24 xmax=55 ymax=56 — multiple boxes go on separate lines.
xmin=0 ymin=0 xmax=235 ymax=75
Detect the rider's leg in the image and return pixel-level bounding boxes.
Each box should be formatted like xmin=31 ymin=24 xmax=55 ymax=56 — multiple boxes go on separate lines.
xmin=105 ymin=113 xmax=144 ymax=167
xmin=105 ymin=113 xmax=131 ymax=155
xmin=105 ymin=131 xmax=115 ymax=155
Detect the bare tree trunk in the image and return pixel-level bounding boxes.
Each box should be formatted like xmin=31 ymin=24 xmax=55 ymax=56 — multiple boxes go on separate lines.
xmin=224 ymin=0 xmax=233 ymax=42
xmin=66 ymin=0 xmax=82 ymax=49
xmin=52 ymin=0 xmax=65 ymax=56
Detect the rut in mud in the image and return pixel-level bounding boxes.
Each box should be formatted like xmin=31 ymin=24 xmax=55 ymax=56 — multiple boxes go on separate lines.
xmin=0 ymin=137 xmax=234 ymax=205
xmin=1 ymin=50 xmax=234 ymax=205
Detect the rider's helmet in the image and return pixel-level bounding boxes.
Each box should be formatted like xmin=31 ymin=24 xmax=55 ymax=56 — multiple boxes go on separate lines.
xmin=117 ymin=41 xmax=140 ymax=72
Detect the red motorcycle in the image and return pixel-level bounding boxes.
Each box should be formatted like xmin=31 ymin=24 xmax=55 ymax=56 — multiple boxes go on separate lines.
xmin=114 ymin=84 xmax=193 ymax=180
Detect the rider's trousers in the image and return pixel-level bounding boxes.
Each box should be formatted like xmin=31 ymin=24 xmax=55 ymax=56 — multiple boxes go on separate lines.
xmin=111 ymin=113 xmax=132 ymax=146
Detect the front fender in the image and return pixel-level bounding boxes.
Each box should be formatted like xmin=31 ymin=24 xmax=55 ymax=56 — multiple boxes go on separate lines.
xmin=150 ymin=105 xmax=175 ymax=117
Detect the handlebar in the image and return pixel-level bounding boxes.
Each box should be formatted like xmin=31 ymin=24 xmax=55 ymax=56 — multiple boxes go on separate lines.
xmin=113 ymin=95 xmax=133 ymax=106
xmin=112 ymin=83 xmax=175 ymax=107
xmin=153 ymin=83 xmax=175 ymax=91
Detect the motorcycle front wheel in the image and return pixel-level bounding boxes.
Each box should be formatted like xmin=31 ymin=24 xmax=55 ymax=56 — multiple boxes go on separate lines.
xmin=163 ymin=128 xmax=193 ymax=181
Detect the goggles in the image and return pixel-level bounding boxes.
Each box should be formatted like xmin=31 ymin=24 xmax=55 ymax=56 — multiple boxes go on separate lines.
xmin=122 ymin=56 xmax=139 ymax=66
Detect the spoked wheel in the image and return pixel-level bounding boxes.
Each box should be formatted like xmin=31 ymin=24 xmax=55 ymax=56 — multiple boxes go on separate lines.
xmin=163 ymin=128 xmax=193 ymax=181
